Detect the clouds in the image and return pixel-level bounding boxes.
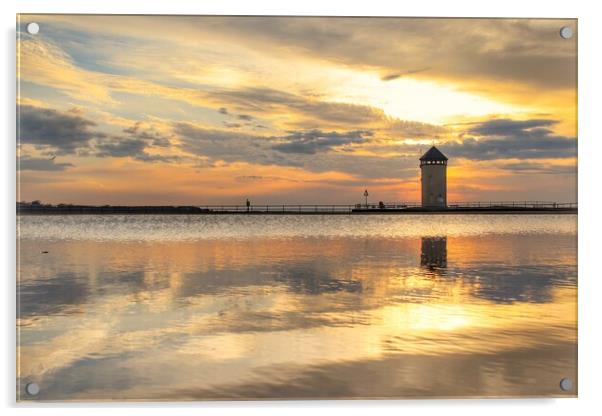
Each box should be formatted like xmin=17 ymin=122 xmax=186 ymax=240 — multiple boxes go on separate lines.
xmin=174 ymin=123 xmax=259 ymax=144
xmin=122 ymin=122 xmax=172 ymax=147
xmin=446 ymin=118 xmax=576 ymax=160
xmin=381 ymin=68 xmax=431 ymax=82
xmin=28 ymin=15 xmax=577 ymax=124
xmin=175 ymin=123 xmax=372 ymax=162
xmin=497 ymin=161 xmax=576 ymax=175
xmin=174 ymin=122 xmax=417 ymax=179
xmin=174 ymin=122 xmax=284 ymax=166
xmin=19 ymin=104 xmax=181 ymax=163
xmin=17 ymin=23 xmax=471 ymax=135
xmin=212 ymin=87 xmax=383 ymax=127
xmin=95 ymin=124 xmax=181 ymax=162
xmin=18 ymin=105 xmax=104 ymax=154
xmin=17 ymin=102 xmax=576 ymax=181
xmin=467 ymin=118 xmax=557 ymax=137
xmin=95 ymin=138 xmax=148 ymax=158
xmin=18 ymin=35 xmax=114 ymax=104
xmin=216 ymin=107 xmax=269 ymax=130
xmin=186 ymin=17 xmax=575 ymax=91
xmin=209 ymin=86 xmax=446 ymax=135
xmin=16 ymin=15 xmax=577 ymax=204
xmin=21 ymin=34 xmax=451 ymax=135
xmin=19 ymin=157 xmax=74 ymax=171
xmin=18 ymin=102 xmax=576 ymax=182
xmin=272 ymin=130 xmax=371 ymax=155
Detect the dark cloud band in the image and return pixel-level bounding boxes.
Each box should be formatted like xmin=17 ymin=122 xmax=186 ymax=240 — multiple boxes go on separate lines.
xmin=447 ymin=118 xmax=576 ymax=160
xmin=18 ymin=105 xmax=104 ymax=154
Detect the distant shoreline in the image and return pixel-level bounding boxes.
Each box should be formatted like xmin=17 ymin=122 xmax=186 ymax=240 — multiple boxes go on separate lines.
xmin=17 ymin=206 xmax=577 ymax=215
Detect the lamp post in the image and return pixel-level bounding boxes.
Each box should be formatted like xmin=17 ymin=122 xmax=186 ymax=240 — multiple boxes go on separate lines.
xmin=364 ymin=189 xmax=369 ymax=209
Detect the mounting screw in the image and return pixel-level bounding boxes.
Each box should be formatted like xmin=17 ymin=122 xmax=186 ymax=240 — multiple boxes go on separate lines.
xmin=559 ymin=26 xmax=573 ymax=39
xmin=26 ymin=22 xmax=40 ymax=35
xmin=559 ymin=378 xmax=573 ymax=391
xmin=25 ymin=382 xmax=40 ymax=396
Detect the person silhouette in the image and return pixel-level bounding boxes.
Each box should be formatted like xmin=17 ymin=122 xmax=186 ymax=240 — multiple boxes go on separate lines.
xmin=246 ymin=198 xmax=251 ymax=212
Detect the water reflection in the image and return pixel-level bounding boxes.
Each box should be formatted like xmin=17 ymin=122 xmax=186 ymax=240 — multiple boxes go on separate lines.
xmin=420 ymin=237 xmax=447 ymax=271
xmin=18 ymin=272 xmax=89 ymax=319
xmin=467 ymin=266 xmax=559 ymax=304
xmin=275 ymin=264 xmax=364 ymax=295
xmin=17 ymin=215 xmax=577 ymax=400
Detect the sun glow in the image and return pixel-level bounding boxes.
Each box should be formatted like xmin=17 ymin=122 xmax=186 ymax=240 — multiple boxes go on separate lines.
xmin=323 ymin=69 xmax=524 ymax=125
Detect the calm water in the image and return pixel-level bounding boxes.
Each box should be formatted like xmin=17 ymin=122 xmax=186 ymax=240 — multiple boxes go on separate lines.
xmin=17 ymin=214 xmax=577 ymax=400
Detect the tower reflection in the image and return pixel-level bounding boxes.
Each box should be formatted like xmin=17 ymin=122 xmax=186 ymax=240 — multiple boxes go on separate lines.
xmin=420 ymin=237 xmax=447 ymax=270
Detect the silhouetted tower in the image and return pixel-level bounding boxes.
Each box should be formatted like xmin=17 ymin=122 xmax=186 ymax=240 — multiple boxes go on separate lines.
xmin=420 ymin=146 xmax=448 ymax=208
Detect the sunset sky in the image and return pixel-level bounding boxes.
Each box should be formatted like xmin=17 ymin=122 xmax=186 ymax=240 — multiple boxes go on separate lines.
xmin=17 ymin=15 xmax=577 ymax=205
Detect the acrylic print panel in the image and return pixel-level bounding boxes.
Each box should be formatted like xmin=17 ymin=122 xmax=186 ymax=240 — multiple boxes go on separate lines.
xmin=16 ymin=15 xmax=577 ymax=401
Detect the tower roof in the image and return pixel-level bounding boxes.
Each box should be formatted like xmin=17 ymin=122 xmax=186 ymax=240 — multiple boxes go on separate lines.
xmin=420 ymin=146 xmax=448 ymax=161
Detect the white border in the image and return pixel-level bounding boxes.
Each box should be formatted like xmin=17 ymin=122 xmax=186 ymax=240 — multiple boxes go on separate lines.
xmin=2 ymin=1 xmax=601 ymax=415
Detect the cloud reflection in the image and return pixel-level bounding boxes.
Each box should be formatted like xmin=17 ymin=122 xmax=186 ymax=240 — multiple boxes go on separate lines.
xmin=17 ymin=217 xmax=577 ymax=400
